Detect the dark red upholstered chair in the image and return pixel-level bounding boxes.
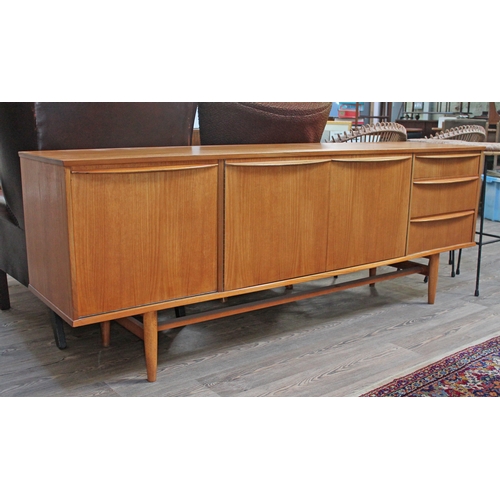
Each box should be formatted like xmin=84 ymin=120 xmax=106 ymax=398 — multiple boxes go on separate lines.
xmin=0 ymin=102 xmax=197 ymax=347
xmin=198 ymin=102 xmax=332 ymax=145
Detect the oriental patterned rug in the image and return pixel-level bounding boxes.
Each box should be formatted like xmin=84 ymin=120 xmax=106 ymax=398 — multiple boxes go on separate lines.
xmin=361 ymin=336 xmax=500 ymax=397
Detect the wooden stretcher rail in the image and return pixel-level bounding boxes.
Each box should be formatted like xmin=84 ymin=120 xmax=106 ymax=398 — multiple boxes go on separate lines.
xmin=117 ymin=262 xmax=429 ymax=336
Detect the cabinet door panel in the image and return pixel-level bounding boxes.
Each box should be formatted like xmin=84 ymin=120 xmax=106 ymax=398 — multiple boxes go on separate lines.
xmin=224 ymin=160 xmax=330 ymax=290
xmin=327 ymin=157 xmax=412 ymax=270
xmin=71 ymin=165 xmax=218 ymax=317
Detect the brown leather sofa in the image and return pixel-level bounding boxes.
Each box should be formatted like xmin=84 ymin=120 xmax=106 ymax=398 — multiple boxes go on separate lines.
xmin=198 ymin=102 xmax=332 ymax=145
xmin=0 ymin=102 xmax=197 ymax=347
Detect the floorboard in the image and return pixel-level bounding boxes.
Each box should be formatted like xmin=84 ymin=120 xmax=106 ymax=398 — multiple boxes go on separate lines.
xmin=2 ymin=219 xmax=500 ymax=397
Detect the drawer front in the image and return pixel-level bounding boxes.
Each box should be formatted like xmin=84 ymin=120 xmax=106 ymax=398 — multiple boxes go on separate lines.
xmin=414 ymin=154 xmax=481 ymax=180
xmin=408 ymin=213 xmax=475 ymax=255
xmin=411 ymin=178 xmax=479 ymax=218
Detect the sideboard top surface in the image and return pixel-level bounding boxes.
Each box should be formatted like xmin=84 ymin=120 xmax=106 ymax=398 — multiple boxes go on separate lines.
xmin=19 ymin=142 xmax=486 ymax=167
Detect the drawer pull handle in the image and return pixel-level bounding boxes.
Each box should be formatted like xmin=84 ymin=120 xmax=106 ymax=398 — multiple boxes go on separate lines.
xmin=331 ymin=156 xmax=412 ymax=163
xmin=415 ymin=154 xmax=481 ymax=160
xmin=226 ymin=159 xmax=330 ymax=167
xmin=72 ymin=164 xmax=218 ymax=174
xmin=414 ymin=176 xmax=478 ymax=185
xmin=411 ymin=210 xmax=475 ymax=223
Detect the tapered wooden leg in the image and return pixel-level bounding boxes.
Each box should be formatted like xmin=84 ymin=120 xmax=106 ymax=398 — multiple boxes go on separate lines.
xmin=369 ymin=267 xmax=377 ymax=287
xmin=143 ymin=311 xmax=158 ymax=382
xmin=101 ymin=321 xmax=111 ymax=347
xmin=427 ymin=254 xmax=440 ymax=305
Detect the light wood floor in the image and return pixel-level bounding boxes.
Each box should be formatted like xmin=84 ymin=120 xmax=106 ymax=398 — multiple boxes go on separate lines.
xmin=2 ymin=220 xmax=500 ymax=397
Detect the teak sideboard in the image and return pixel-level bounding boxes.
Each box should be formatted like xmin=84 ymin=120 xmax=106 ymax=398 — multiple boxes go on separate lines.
xmin=19 ymin=142 xmax=484 ymax=382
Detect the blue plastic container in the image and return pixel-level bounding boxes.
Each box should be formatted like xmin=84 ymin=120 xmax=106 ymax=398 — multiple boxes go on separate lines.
xmin=484 ymin=175 xmax=500 ymax=221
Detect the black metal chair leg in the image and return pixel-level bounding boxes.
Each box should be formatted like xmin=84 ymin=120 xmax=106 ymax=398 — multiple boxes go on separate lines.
xmin=456 ymin=249 xmax=462 ymax=276
xmin=450 ymin=250 xmax=456 ymax=277
xmin=475 ymin=157 xmax=488 ymax=297
xmin=49 ymin=310 xmax=67 ymax=349
xmin=0 ymin=269 xmax=10 ymax=310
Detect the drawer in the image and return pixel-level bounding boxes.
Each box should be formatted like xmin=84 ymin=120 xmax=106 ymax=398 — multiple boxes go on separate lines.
xmin=411 ymin=178 xmax=479 ymax=218
xmin=408 ymin=212 xmax=475 ymax=255
xmin=413 ymin=154 xmax=481 ymax=180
